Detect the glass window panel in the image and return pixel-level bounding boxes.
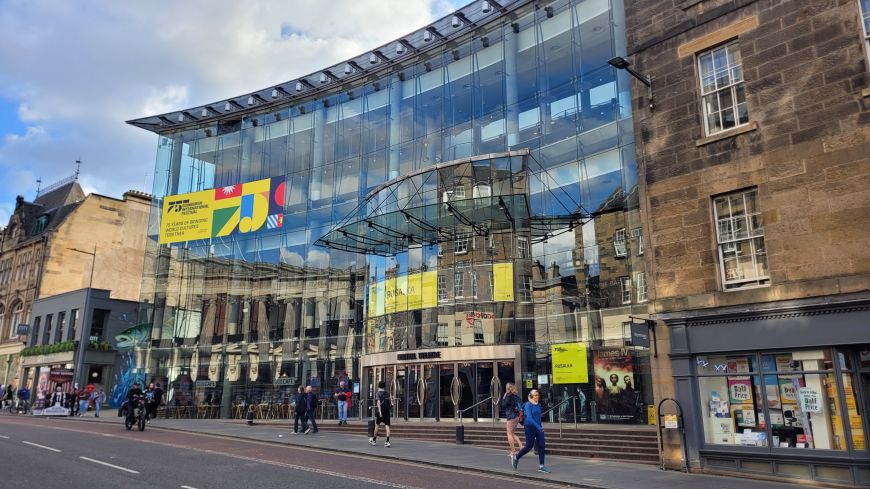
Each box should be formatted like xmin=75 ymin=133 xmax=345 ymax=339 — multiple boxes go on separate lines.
xmin=699 ymin=375 xmax=767 ymax=446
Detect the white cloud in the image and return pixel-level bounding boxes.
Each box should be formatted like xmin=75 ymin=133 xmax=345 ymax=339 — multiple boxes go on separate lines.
xmin=0 ymin=0 xmax=457 ymax=203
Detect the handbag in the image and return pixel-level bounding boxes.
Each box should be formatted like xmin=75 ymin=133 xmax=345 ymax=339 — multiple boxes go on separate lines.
xmin=517 ymin=402 xmax=525 ymax=425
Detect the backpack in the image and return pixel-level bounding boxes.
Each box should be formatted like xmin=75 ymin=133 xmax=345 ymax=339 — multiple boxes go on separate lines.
xmin=517 ymin=401 xmax=525 ymax=425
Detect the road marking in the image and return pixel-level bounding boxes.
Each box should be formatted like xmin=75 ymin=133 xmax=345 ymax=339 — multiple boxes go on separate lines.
xmin=80 ymin=456 xmax=140 ymax=474
xmin=22 ymin=441 xmax=61 ymax=452
xmin=0 ymin=435 xmax=9 ymax=439
xmin=180 ymin=486 xmax=198 ymax=489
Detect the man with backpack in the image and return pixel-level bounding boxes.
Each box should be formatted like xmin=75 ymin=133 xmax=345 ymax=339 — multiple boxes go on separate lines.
xmin=333 ymin=380 xmax=352 ymax=425
xmin=369 ymin=381 xmax=392 ymax=447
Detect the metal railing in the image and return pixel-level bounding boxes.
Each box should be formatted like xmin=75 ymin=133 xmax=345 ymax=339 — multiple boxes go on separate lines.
xmin=539 ymin=395 xmax=578 ymax=439
xmin=457 ymin=396 xmax=494 ymax=426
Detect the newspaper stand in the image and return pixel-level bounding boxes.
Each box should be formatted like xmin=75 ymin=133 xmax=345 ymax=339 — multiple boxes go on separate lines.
xmin=656 ymin=397 xmax=688 ymax=473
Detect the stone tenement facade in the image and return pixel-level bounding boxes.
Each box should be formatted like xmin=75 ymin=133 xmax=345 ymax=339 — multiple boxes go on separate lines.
xmin=624 ymin=0 xmax=870 ymax=485
xmin=0 ymin=178 xmax=151 ymax=388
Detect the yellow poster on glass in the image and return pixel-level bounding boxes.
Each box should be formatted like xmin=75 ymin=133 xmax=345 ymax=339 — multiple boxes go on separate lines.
xmin=375 ymin=280 xmax=385 ymax=317
xmin=395 ymin=275 xmax=408 ymax=313
xmin=384 ymin=278 xmax=397 ymax=314
xmin=421 ymin=271 xmax=438 ymax=309
xmin=406 ymin=273 xmax=423 ymax=310
xmin=492 ymin=263 xmax=514 ymax=302
xmin=550 ymin=342 xmax=588 ymax=384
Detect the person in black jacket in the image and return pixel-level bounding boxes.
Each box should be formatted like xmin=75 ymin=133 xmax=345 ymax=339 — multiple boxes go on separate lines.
xmin=303 ymin=386 xmax=319 ymax=434
xmin=292 ymin=387 xmax=308 ymax=434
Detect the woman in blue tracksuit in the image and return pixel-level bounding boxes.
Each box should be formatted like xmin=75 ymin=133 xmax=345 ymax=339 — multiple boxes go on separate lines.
xmin=511 ymin=389 xmax=550 ymax=473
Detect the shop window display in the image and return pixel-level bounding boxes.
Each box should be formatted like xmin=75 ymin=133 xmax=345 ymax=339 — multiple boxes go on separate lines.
xmin=697 ymin=349 xmax=867 ymax=452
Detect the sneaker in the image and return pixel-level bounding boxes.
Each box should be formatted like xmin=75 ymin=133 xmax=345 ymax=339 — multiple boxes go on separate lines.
xmin=538 ymin=465 xmax=551 ymax=473
xmin=511 ymin=455 xmax=518 ymax=471
xmin=304 ymin=428 xmax=312 ymax=434
xmin=384 ymin=441 xmax=391 ymax=447
xmin=369 ymin=438 xmax=376 ymax=446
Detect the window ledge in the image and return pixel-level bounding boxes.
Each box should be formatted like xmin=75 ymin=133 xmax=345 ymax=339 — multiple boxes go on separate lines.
xmin=862 ymin=87 xmax=870 ymax=98
xmin=696 ymin=121 xmax=758 ymax=147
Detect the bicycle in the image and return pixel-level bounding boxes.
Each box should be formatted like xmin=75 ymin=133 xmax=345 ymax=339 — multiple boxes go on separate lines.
xmin=124 ymin=397 xmax=147 ymax=431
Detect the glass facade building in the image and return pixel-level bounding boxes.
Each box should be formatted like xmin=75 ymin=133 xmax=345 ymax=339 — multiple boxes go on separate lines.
xmin=128 ymin=0 xmax=651 ymax=423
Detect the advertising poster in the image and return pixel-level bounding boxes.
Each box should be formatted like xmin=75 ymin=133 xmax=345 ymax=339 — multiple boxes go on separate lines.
xmin=727 ymin=377 xmax=753 ymax=404
xmin=421 ymin=271 xmax=438 ymax=309
xmin=492 ymin=263 xmax=514 ymax=302
xmin=35 ymin=367 xmax=51 ymax=410
xmin=368 ymin=284 xmax=377 ymax=318
xmin=551 ymin=342 xmax=589 ymax=384
xmin=384 ymin=277 xmax=397 ymax=314
xmin=406 ymin=273 xmax=422 ymax=310
xmin=593 ymin=348 xmax=637 ymax=422
xmin=159 ymin=176 xmax=285 ymax=244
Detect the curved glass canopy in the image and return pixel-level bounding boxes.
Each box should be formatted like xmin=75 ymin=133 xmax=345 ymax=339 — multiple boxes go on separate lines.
xmin=316 ymin=150 xmax=592 ymax=256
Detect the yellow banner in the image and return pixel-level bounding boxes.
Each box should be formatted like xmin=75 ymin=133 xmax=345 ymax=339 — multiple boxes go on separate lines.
xmin=384 ymin=278 xmax=397 ymax=314
xmin=493 ymin=263 xmax=514 ymax=301
xmin=406 ymin=273 xmax=423 ymax=310
xmin=159 ymin=177 xmax=285 ymax=244
xmin=422 ymin=271 xmax=438 ymax=309
xmin=551 ymin=342 xmax=588 ymax=384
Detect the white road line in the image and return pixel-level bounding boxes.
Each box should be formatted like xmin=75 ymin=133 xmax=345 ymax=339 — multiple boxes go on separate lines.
xmin=0 ymin=435 xmax=9 ymax=439
xmin=22 ymin=441 xmax=61 ymax=452
xmin=180 ymin=486 xmax=199 ymax=489
xmin=80 ymin=456 xmax=140 ymax=474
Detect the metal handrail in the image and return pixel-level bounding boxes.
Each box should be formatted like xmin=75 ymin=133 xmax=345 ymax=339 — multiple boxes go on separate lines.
xmin=457 ymin=396 xmax=493 ymax=426
xmin=537 ymin=395 xmax=578 ymax=439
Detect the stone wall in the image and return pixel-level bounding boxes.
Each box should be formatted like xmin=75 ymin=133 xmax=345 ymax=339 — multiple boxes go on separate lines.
xmin=625 ymin=0 xmax=870 ymax=314
xmin=41 ymin=192 xmax=151 ymax=302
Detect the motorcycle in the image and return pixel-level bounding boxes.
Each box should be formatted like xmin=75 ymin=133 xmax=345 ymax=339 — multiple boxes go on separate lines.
xmin=124 ymin=397 xmax=147 ymax=432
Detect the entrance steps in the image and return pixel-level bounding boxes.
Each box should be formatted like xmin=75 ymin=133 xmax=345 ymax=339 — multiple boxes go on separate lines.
xmin=297 ymin=421 xmax=660 ymax=464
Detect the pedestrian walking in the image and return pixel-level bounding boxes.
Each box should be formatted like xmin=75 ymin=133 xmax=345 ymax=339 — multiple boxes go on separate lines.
xmin=511 ymin=389 xmax=550 ymax=473
xmin=75 ymin=383 xmax=89 ymax=416
xmin=369 ymin=381 xmax=392 ymax=447
xmin=3 ymin=384 xmax=13 ymax=411
xmin=292 ymin=387 xmax=308 ymax=434
xmin=92 ymin=388 xmax=106 ymax=418
xmin=303 ymin=386 xmax=319 ymax=434
xmin=501 ymin=382 xmax=523 ymax=459
xmin=334 ymin=380 xmax=351 ymax=425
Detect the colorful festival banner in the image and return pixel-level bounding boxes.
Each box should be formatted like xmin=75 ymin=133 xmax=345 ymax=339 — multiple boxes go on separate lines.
xmin=159 ymin=177 xmax=285 ymax=244
xmin=492 ymin=263 xmax=514 ymax=302
xmin=551 ymin=342 xmax=589 ymax=384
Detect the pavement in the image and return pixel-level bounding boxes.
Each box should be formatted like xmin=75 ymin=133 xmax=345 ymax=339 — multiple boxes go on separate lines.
xmin=44 ymin=414 xmax=799 ymax=489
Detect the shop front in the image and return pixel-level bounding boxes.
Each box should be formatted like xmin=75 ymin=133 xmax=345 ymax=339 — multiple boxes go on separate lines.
xmin=667 ymin=297 xmax=870 ymax=486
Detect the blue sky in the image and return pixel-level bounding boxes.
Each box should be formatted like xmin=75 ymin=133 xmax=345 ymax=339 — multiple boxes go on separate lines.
xmin=0 ymin=0 xmax=467 ymax=225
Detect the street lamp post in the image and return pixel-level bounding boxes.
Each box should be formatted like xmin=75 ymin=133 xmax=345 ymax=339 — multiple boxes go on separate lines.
xmin=70 ymin=246 xmax=96 ymax=386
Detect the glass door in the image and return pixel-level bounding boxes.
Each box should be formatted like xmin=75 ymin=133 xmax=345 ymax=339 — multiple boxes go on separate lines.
xmin=407 ymin=364 xmax=421 ymax=419
xmin=498 ymin=361 xmax=515 ymax=419
xmin=394 ymin=366 xmax=406 ymax=420
xmin=476 ymin=361 xmax=495 ymax=419
xmin=440 ymin=363 xmax=455 ymax=419
xmin=423 ymin=364 xmax=438 ymax=419
xmin=457 ymin=362 xmax=476 ymax=419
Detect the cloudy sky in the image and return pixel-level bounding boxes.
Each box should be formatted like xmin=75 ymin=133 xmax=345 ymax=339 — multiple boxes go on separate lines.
xmin=0 ymin=0 xmax=465 ymax=225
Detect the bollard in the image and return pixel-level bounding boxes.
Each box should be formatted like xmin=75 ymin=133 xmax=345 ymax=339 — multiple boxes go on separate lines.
xmin=246 ymin=406 xmax=255 ymax=425
xmin=367 ymin=419 xmax=375 ymax=438
xmin=455 ymin=425 xmax=465 ymax=444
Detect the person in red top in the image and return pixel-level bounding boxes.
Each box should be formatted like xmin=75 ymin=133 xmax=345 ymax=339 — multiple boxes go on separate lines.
xmin=333 ymin=380 xmax=352 ymax=425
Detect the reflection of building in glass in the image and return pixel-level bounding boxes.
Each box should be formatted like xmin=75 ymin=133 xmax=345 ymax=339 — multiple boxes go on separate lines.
xmin=128 ymin=0 xmax=653 ymax=423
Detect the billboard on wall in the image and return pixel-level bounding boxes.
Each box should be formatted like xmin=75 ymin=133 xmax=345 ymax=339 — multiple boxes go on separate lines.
xmin=366 ymin=271 xmax=439 ymax=318
xmin=159 ymin=176 xmax=285 ymax=244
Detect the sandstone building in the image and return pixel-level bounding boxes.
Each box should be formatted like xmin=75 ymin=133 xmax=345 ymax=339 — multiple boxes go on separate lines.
xmin=624 ymin=0 xmax=870 ymax=485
